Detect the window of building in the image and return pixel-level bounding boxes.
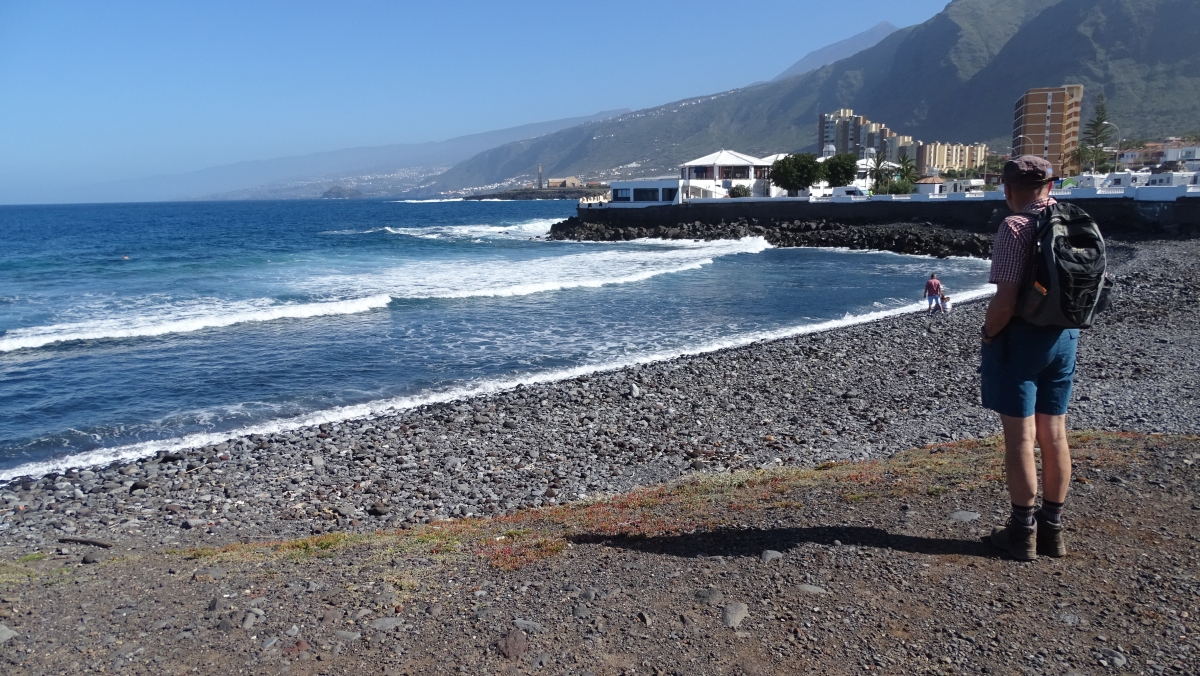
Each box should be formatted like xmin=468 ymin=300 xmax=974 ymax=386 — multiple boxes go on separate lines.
xmin=754 ymin=167 xmax=770 ymax=179
xmin=720 ymin=166 xmax=749 ymax=179
xmin=612 ymin=188 xmax=630 ymax=202
xmin=633 ymin=188 xmax=659 ymax=202
xmin=661 ymin=188 xmax=678 ymax=202
xmin=690 ymin=167 xmax=712 ymax=180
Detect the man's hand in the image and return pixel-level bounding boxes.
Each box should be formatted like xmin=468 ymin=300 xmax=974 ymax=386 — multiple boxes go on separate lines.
xmin=983 ymin=281 xmax=1021 ymax=341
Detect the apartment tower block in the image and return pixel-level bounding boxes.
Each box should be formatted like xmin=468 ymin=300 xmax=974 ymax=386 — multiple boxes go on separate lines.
xmin=1013 ymin=85 xmax=1083 ymax=177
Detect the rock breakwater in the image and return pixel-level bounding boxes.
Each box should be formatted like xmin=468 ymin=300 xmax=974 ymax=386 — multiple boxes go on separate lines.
xmin=548 ymin=216 xmax=992 ymax=258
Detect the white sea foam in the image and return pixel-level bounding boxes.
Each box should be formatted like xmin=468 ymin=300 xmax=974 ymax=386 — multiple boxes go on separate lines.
xmin=306 ymin=236 xmax=772 ymax=300
xmin=0 ymin=235 xmax=769 ymax=353
xmin=389 ymin=198 xmax=465 ymax=203
xmin=383 ymin=217 xmax=559 ymax=240
xmin=0 ymin=282 xmax=996 ymax=480
xmin=0 ymin=295 xmax=394 ymax=353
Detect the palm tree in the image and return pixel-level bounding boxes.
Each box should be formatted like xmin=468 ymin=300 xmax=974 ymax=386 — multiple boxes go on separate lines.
xmin=897 ymin=155 xmax=919 ymax=184
xmin=868 ymin=158 xmax=892 ymax=193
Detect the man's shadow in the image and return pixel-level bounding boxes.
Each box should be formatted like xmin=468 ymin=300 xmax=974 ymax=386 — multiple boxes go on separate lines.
xmin=571 ymin=524 xmax=998 ymax=560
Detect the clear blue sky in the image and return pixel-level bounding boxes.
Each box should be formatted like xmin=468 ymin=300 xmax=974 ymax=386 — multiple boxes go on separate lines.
xmin=0 ymin=0 xmax=951 ymax=195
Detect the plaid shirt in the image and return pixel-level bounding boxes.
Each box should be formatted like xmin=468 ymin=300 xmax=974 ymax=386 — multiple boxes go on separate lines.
xmin=989 ymin=197 xmax=1057 ymax=285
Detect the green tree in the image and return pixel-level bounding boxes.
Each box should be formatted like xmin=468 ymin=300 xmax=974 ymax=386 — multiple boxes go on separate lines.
xmin=1075 ymin=93 xmax=1115 ymax=172
xmin=885 ymin=178 xmax=915 ymax=194
xmin=868 ymin=158 xmax=892 ymax=194
xmin=824 ymin=153 xmax=858 ymax=188
xmin=896 ymin=155 xmax=919 ymax=184
xmin=728 ymin=184 xmax=753 ymax=198
xmin=770 ymin=153 xmax=824 ymax=195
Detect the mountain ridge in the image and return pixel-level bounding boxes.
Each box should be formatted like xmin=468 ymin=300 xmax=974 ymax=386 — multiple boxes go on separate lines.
xmin=58 ymin=109 xmax=631 ymax=203
xmin=773 ymin=21 xmax=899 ymax=81
xmin=423 ymin=0 xmax=1199 ymax=195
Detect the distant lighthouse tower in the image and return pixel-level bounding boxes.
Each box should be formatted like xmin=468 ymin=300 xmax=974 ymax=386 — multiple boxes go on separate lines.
xmin=537 ymin=164 xmax=543 ymax=189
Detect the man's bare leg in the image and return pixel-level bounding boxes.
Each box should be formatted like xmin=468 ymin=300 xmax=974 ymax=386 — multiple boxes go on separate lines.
xmin=1001 ymin=414 xmax=1038 ymax=507
xmin=988 ymin=414 xmax=1039 ymax=559
xmin=1033 ymin=413 xmax=1070 ymax=556
xmin=1035 ymin=413 xmax=1071 ymax=502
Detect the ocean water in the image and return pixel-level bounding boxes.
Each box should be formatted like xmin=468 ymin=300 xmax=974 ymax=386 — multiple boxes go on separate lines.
xmin=0 ymin=199 xmax=992 ymax=478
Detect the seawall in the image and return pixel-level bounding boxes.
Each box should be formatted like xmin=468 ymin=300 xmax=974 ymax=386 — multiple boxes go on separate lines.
xmin=568 ymin=195 xmax=1200 ymax=239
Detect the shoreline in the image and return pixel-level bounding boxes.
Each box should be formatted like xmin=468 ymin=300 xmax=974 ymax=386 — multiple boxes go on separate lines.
xmin=0 ymin=237 xmax=1195 ymax=556
xmin=0 ymin=277 xmax=997 ymax=483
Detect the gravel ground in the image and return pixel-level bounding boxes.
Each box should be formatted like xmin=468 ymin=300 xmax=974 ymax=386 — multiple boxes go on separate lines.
xmin=0 ymin=433 xmax=1195 ymax=675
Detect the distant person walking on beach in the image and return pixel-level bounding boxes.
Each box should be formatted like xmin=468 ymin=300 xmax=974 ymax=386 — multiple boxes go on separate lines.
xmin=923 ymin=273 xmax=942 ymax=316
xmin=980 ymin=156 xmax=1076 ymax=561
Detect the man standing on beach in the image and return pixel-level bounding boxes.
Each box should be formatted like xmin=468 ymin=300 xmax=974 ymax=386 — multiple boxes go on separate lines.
xmin=923 ymin=273 xmax=942 ymax=316
xmin=980 ymin=156 xmax=1075 ymax=561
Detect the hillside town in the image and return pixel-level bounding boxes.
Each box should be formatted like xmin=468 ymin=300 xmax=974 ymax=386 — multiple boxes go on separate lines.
xmin=576 ymin=84 xmax=1200 ymax=208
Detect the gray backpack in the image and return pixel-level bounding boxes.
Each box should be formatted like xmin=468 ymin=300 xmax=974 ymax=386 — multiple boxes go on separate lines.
xmin=1016 ymin=203 xmax=1107 ymax=329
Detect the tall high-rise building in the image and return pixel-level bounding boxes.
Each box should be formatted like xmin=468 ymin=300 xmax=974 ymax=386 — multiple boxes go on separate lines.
xmin=818 ymin=109 xmax=903 ymax=161
xmin=1013 ymin=85 xmax=1083 ymax=177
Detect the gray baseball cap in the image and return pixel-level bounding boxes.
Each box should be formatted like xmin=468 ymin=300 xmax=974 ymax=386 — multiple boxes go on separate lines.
xmin=1002 ymin=155 xmax=1055 ymax=185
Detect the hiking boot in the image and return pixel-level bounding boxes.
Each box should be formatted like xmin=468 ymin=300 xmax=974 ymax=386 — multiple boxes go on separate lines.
xmin=1036 ymin=518 xmax=1066 ymax=558
xmin=987 ymin=520 xmax=1036 ymax=561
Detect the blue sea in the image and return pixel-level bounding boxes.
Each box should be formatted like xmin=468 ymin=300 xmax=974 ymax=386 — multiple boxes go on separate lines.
xmin=0 ymin=199 xmax=992 ymax=478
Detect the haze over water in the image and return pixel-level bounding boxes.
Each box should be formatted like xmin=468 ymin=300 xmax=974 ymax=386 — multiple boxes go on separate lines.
xmin=0 ymin=200 xmax=992 ymax=478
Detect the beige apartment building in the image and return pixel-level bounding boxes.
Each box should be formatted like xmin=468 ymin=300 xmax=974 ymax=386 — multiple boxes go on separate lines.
xmin=1013 ymin=85 xmax=1083 ymax=177
xmin=914 ymin=141 xmax=989 ymax=176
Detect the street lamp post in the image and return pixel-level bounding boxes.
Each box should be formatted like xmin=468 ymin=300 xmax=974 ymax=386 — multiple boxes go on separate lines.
xmin=1013 ymin=135 xmax=1035 ymax=156
xmin=1102 ymin=121 xmax=1121 ymax=172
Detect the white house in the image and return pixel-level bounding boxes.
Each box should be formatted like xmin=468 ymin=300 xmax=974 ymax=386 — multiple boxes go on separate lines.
xmin=679 ymin=149 xmax=776 ymax=198
xmin=914 ymin=177 xmax=944 ymax=194
xmin=594 ymin=149 xmax=788 ymax=207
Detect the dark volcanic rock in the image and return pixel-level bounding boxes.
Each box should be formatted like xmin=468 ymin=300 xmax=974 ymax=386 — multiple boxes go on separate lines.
xmin=547 ymin=216 xmax=992 ymax=258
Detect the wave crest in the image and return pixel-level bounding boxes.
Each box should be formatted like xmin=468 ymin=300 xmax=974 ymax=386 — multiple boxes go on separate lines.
xmin=0 ymin=295 xmax=394 ymax=353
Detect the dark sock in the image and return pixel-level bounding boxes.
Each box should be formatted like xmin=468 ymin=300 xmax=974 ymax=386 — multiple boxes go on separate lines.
xmin=1011 ymin=503 xmax=1036 ymax=528
xmin=1038 ymin=500 xmax=1065 ymax=525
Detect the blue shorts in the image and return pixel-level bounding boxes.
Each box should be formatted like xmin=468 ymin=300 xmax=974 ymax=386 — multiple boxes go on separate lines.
xmin=980 ymin=320 xmax=1078 ymax=418
xmin=927 ymin=296 xmax=940 ymax=307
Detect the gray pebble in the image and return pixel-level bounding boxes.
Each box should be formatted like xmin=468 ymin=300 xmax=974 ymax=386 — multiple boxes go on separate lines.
xmin=513 ymin=618 xmax=545 ymax=633
xmin=949 ymin=510 xmax=981 ymax=522
xmin=1097 ymin=648 xmax=1127 ymax=668
xmin=761 ymin=549 xmax=783 ymax=562
xmin=370 ymin=617 xmax=405 ymax=631
xmin=721 ymin=603 xmax=749 ymax=628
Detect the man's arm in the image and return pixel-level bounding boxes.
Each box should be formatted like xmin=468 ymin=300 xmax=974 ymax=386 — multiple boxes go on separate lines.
xmin=982 ymin=281 xmax=1020 ymax=343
